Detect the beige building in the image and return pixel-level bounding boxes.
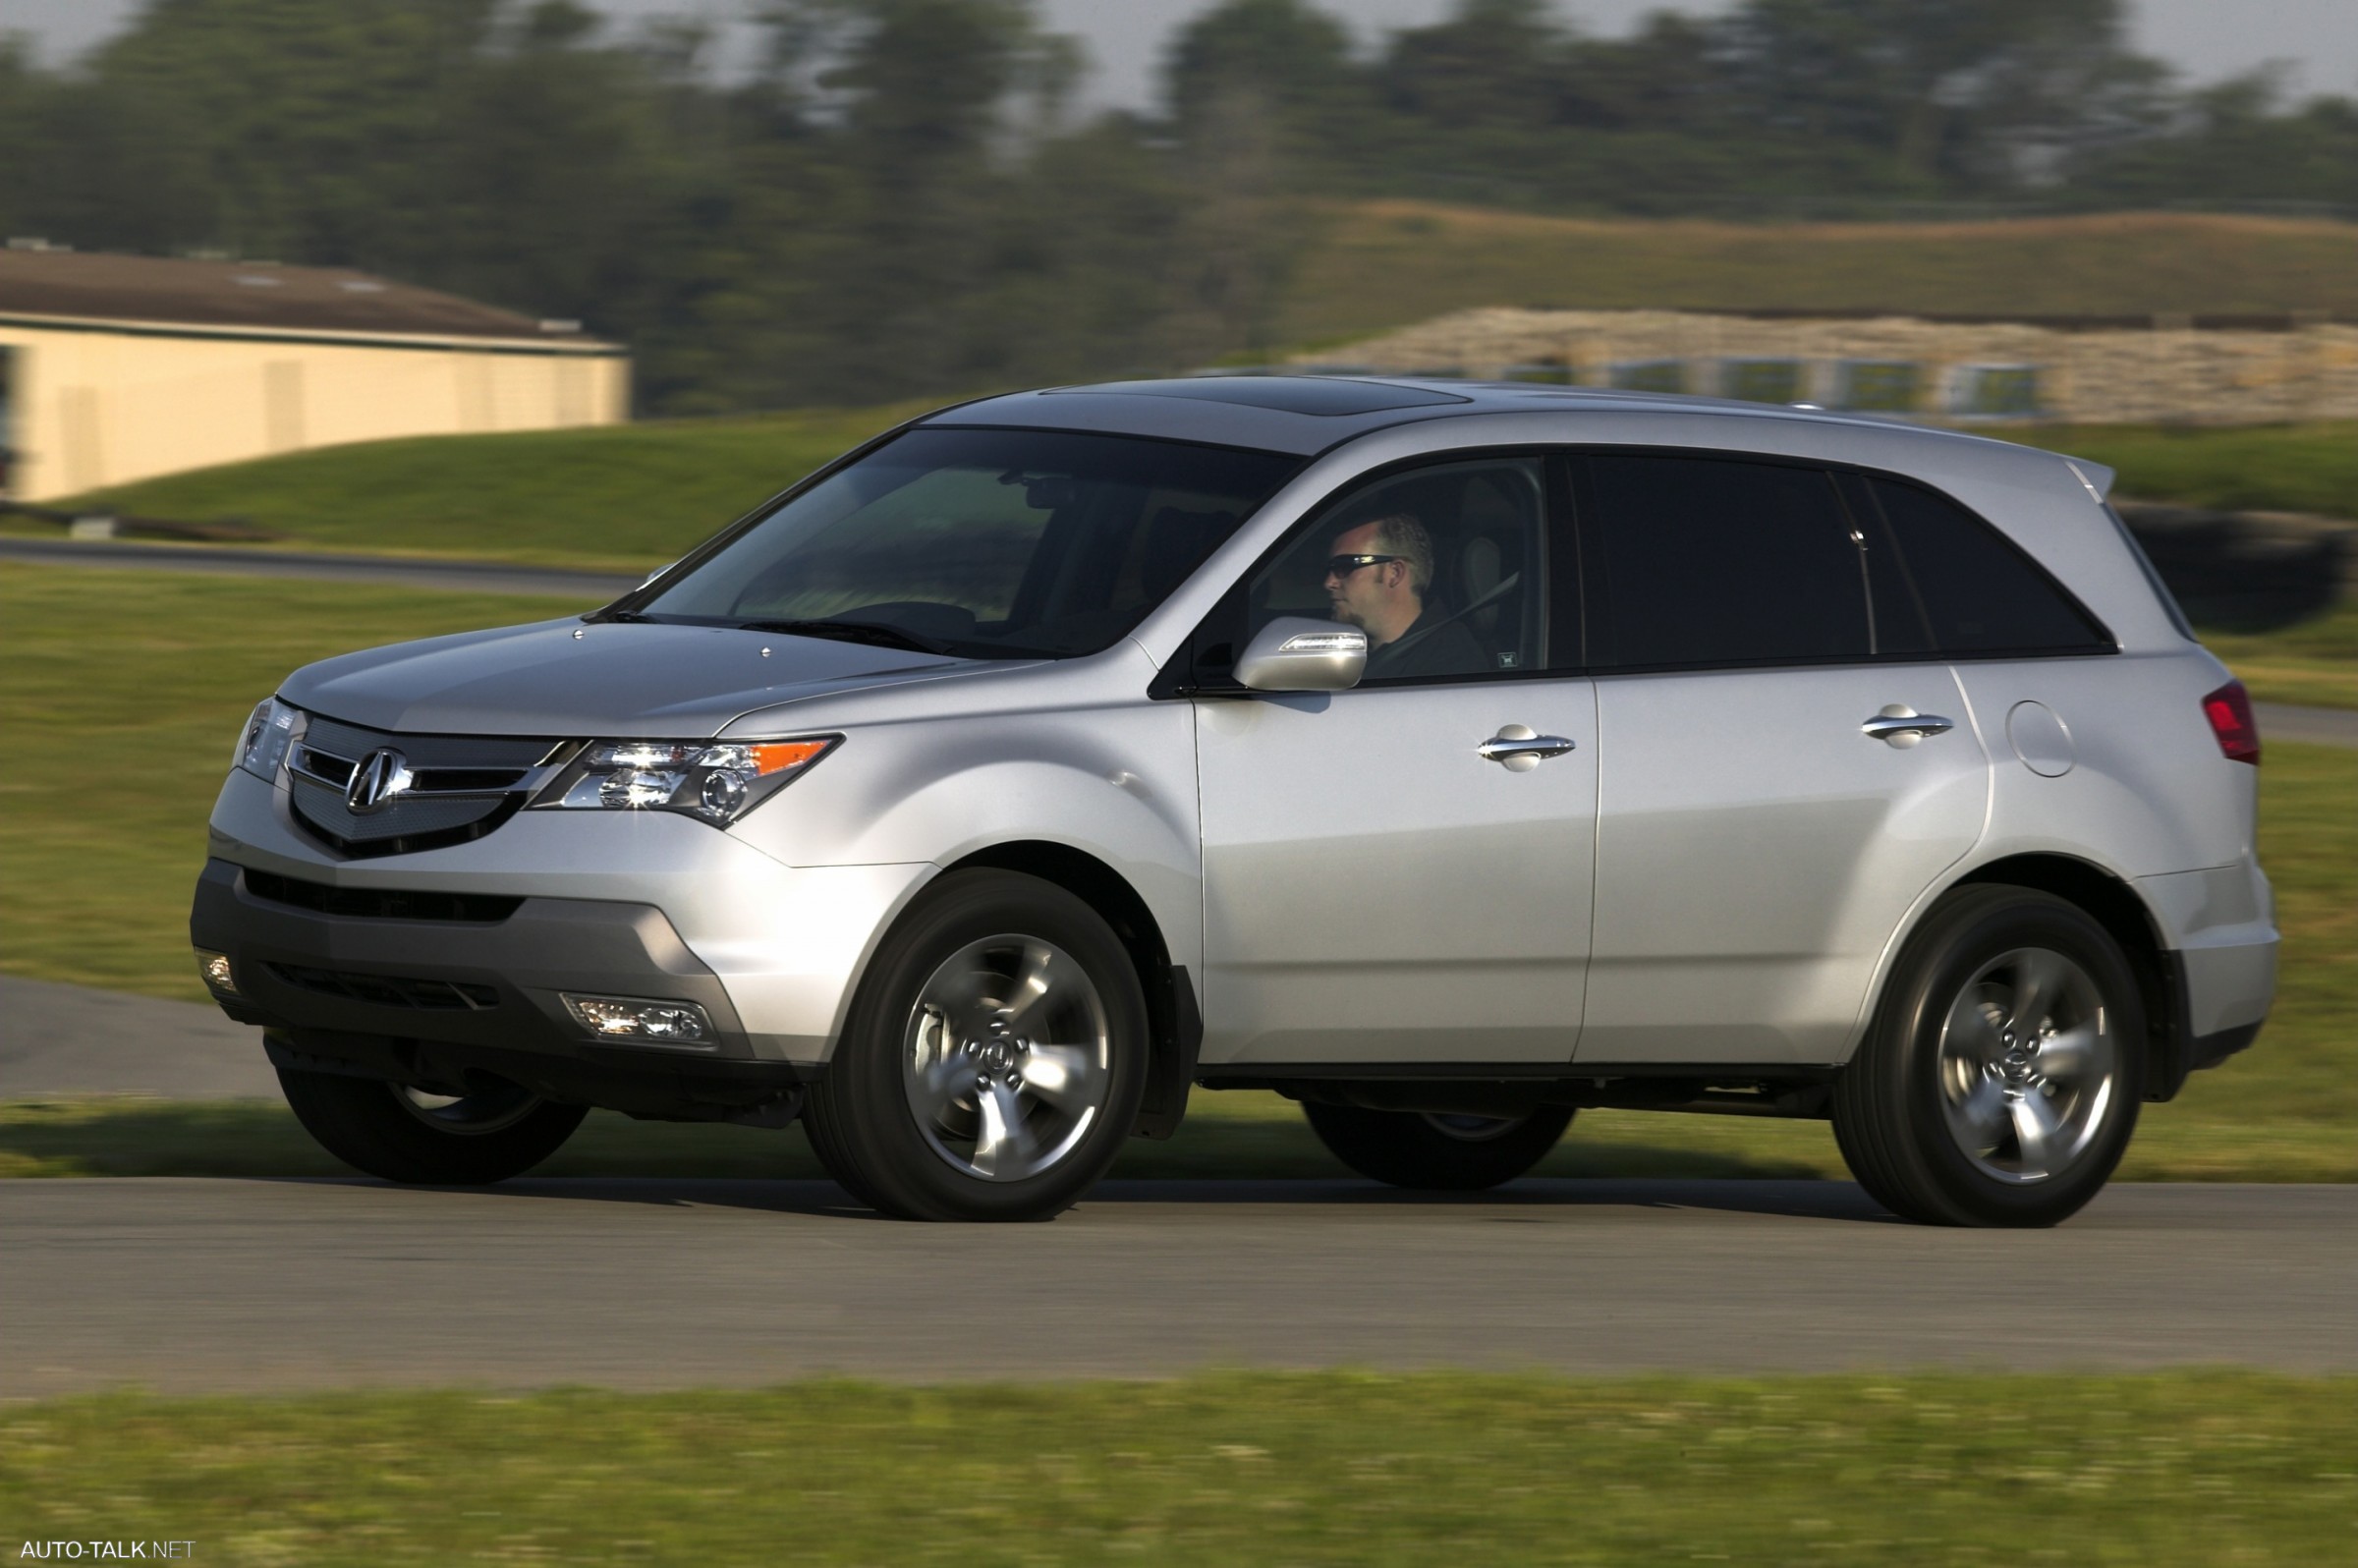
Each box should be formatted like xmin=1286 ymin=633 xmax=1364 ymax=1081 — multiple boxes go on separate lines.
xmin=0 ymin=249 xmax=629 ymax=502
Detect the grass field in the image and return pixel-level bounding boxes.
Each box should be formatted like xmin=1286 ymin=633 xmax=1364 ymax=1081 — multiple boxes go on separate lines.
xmin=2198 ymin=600 xmax=2358 ymax=710
xmin=2 ymin=562 xmax=2349 ymax=1184
xmin=4 ymin=1372 xmax=2354 ymax=1564
xmin=2016 ymin=420 xmax=2358 ymax=522
xmin=1278 ymin=203 xmax=2358 ymax=349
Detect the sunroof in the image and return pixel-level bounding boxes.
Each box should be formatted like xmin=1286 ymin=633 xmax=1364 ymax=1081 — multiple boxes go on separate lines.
xmin=1056 ymin=377 xmax=1472 ymax=417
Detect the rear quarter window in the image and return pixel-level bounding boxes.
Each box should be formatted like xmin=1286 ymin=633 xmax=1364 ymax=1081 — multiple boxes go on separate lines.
xmin=1853 ymin=476 xmax=2113 ymax=657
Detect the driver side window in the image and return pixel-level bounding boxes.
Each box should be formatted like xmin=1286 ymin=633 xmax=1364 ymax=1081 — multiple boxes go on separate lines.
xmin=1248 ymin=456 xmax=1550 ymax=684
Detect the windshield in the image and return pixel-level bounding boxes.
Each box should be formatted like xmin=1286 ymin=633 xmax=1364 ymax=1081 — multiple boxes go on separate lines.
xmin=630 ymin=427 xmax=1300 ymax=658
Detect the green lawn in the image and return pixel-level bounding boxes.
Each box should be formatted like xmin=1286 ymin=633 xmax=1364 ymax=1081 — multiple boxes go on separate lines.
xmin=2 ymin=561 xmax=2349 ymax=1183
xmin=2198 ymin=599 xmax=2358 ymax=710
xmin=4 ymin=1372 xmax=2353 ymax=1565
xmin=2009 ymin=420 xmax=2358 ymax=522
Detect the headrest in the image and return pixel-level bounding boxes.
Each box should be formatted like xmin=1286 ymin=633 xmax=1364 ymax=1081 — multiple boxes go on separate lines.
xmin=1458 ymin=533 xmax=1502 ymax=600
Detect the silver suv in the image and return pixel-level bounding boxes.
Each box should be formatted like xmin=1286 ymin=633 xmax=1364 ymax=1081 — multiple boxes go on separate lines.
xmin=192 ymin=377 xmax=2276 ymax=1225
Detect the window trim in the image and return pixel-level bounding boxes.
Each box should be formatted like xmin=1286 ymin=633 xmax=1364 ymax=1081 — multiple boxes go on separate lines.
xmin=1152 ymin=445 xmax=1574 ymax=699
xmin=1561 ymin=444 xmax=2116 ymax=678
xmin=1155 ymin=439 xmax=2121 ymax=696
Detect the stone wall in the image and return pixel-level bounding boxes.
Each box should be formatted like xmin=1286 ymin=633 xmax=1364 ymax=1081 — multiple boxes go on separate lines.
xmin=1286 ymin=308 xmax=2358 ymax=424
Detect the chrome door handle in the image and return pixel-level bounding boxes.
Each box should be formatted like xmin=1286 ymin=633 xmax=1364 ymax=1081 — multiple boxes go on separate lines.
xmin=1479 ymin=725 xmax=1576 ymax=770
xmin=1862 ymin=706 xmax=1955 ymax=747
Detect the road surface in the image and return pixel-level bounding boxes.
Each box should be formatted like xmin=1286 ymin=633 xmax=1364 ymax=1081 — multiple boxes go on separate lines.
xmin=1 ymin=978 xmax=276 ymax=1098
xmin=0 ymin=535 xmax=635 ymax=600
xmin=4 ymin=1177 xmax=2349 ymax=1396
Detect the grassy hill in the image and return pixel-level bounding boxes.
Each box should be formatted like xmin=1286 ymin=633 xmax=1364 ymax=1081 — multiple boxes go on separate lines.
xmin=42 ymin=402 xmax=941 ymax=574
xmin=1277 ymin=203 xmax=2358 ymax=350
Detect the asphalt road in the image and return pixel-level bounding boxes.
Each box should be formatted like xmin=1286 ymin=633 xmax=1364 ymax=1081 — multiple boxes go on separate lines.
xmin=0 ymin=535 xmax=636 ymax=600
xmin=4 ymin=1177 xmax=2350 ymax=1396
xmin=1 ymin=978 xmax=277 ymax=1098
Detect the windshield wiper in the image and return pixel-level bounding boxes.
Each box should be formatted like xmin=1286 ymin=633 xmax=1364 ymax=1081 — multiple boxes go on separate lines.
xmin=737 ymin=619 xmax=958 ymax=656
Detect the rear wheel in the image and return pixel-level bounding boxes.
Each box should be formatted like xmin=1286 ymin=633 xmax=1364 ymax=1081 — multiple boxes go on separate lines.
xmin=804 ymin=869 xmax=1149 ymax=1221
xmin=1302 ymin=1101 xmax=1574 ymax=1191
xmin=1832 ymin=885 xmax=2143 ymax=1227
xmin=276 ymin=1065 xmax=588 ymax=1185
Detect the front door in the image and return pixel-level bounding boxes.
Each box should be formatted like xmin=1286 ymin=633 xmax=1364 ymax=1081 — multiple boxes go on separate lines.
xmin=1191 ymin=454 xmax=1598 ymax=1066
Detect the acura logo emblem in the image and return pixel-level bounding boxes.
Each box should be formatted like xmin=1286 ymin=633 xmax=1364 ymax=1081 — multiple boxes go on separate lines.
xmin=347 ymin=748 xmax=415 ymax=814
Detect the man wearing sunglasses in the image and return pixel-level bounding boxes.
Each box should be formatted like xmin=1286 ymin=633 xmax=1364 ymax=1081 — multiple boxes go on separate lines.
xmin=1322 ymin=513 xmax=1487 ymax=679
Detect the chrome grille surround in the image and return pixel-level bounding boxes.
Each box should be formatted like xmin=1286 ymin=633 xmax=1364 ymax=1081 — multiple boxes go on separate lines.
xmin=285 ymin=714 xmax=570 ymax=857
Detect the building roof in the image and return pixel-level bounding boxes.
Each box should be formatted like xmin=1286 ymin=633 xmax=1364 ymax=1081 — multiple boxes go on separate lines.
xmin=0 ymin=248 xmax=604 ymax=345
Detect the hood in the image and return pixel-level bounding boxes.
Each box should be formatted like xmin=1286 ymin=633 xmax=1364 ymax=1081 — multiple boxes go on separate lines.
xmin=280 ymin=617 xmax=977 ymax=737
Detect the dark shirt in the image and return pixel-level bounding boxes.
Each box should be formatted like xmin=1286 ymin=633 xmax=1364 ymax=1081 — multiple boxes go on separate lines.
xmin=1365 ymin=606 xmax=1488 ymax=680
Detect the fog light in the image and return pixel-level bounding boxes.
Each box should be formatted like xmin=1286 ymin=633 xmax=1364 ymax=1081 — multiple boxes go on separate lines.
xmin=561 ymin=992 xmax=714 ymax=1048
xmin=195 ymin=948 xmax=238 ymax=995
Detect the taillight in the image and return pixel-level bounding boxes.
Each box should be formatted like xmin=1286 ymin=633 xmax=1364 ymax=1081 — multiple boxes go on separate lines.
xmin=2202 ymin=679 xmax=2261 ymax=764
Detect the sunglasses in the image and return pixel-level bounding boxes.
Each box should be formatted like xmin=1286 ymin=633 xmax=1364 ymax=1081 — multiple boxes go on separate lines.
xmin=1325 ymin=553 xmax=1403 ymax=579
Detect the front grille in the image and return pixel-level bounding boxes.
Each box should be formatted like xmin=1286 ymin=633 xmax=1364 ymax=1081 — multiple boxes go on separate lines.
xmin=285 ymin=715 xmax=562 ymax=858
xmin=263 ymin=962 xmax=501 ymax=1011
xmin=243 ymin=869 xmax=523 ymax=924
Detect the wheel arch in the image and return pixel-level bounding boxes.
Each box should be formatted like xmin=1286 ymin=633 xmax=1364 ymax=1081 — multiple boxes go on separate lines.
xmin=941 ymin=840 xmax=1202 ymax=1138
xmin=1946 ymin=852 xmax=2186 ymax=1102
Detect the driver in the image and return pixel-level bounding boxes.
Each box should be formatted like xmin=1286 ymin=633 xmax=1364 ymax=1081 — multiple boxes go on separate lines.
xmin=1323 ymin=513 xmax=1486 ymax=679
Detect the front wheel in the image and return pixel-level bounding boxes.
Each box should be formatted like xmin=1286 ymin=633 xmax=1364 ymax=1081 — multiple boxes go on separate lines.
xmin=803 ymin=869 xmax=1150 ymax=1221
xmin=1832 ymin=885 xmax=2143 ymax=1227
xmin=277 ymin=1065 xmax=588 ymax=1185
xmin=1302 ymin=1100 xmax=1574 ymax=1191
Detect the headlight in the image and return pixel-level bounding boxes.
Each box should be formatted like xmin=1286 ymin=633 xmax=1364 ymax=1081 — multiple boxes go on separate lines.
xmin=533 ymin=736 xmax=837 ymax=825
xmin=234 ymin=698 xmax=303 ymax=781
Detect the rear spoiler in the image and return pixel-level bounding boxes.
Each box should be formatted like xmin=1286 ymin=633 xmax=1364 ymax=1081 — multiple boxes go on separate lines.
xmin=2062 ymin=458 xmax=2117 ymax=500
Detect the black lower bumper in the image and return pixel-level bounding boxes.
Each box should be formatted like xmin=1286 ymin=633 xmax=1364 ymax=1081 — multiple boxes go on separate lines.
xmin=190 ymin=858 xmax=810 ymax=1119
xmin=2147 ymin=949 xmax=2267 ymax=1103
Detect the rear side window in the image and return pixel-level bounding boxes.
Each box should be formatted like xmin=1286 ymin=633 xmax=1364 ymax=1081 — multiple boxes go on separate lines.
xmin=1853 ymin=476 xmax=2112 ymax=657
xmin=1579 ymin=455 xmax=1870 ymax=670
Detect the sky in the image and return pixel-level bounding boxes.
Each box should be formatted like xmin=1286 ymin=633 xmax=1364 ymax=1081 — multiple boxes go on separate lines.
xmin=7 ymin=0 xmax=2357 ymax=104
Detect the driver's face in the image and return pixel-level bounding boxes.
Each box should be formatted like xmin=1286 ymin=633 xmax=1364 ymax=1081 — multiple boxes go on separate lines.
xmin=1323 ymin=521 xmax=1391 ymax=630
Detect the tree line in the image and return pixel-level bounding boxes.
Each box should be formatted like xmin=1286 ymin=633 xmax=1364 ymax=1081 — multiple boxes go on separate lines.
xmin=2 ymin=0 xmax=2351 ymax=413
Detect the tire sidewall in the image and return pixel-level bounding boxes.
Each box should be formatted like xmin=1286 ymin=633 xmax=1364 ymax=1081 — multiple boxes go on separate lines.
xmin=1886 ymin=889 xmax=2145 ymax=1225
xmin=1303 ymin=1100 xmax=1574 ymax=1191
xmin=825 ymin=869 xmax=1151 ymax=1220
xmin=277 ymin=1065 xmax=587 ymax=1185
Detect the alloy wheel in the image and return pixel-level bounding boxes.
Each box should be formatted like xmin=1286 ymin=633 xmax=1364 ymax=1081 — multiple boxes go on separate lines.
xmin=387 ymin=1080 xmax=543 ymax=1137
xmin=900 ymin=933 xmax=1113 ymax=1183
xmin=1934 ymin=945 xmax=2117 ymax=1184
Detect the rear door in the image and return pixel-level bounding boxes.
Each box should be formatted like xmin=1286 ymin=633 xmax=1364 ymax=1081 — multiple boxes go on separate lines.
xmin=1572 ymin=453 xmax=1992 ymax=1066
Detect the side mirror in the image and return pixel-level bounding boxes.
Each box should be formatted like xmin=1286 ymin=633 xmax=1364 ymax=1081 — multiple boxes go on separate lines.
xmin=1236 ymin=616 xmax=1367 ymax=692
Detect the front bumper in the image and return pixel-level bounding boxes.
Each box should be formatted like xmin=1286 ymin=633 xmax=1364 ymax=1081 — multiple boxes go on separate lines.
xmin=201 ymin=766 xmax=932 ymax=1067
xmin=193 ymin=858 xmax=823 ymax=1117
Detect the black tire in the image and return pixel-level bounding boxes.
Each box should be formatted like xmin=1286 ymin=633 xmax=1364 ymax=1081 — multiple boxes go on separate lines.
xmin=804 ymin=868 xmax=1150 ymax=1221
xmin=1302 ymin=1100 xmax=1574 ymax=1191
xmin=1832 ymin=885 xmax=2144 ymax=1227
xmin=276 ymin=1065 xmax=588 ymax=1185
